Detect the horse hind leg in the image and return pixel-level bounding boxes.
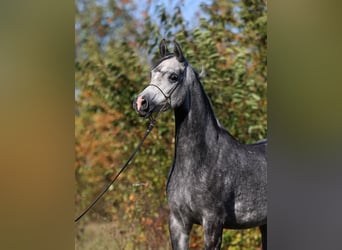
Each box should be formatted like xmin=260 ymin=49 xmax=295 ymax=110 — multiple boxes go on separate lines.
xmin=260 ymin=224 xmax=267 ymax=250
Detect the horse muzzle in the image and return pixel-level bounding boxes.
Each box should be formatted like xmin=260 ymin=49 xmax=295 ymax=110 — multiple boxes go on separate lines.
xmin=133 ymin=96 xmax=151 ymax=118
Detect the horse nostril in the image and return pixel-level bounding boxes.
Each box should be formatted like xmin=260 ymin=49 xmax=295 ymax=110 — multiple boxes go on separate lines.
xmin=136 ymin=96 xmax=149 ymax=111
xmin=141 ymin=99 xmax=149 ymax=111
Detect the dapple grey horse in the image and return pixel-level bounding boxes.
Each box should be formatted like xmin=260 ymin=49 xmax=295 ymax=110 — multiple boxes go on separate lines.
xmin=133 ymin=40 xmax=267 ymax=250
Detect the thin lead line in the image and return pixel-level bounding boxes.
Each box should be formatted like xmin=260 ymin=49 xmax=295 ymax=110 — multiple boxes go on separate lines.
xmin=74 ymin=102 xmax=168 ymax=223
xmin=75 ymin=63 xmax=187 ymax=222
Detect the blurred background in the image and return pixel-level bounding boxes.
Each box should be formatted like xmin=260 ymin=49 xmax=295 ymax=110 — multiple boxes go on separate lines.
xmin=75 ymin=0 xmax=267 ymax=249
xmin=1 ymin=0 xmax=341 ymax=249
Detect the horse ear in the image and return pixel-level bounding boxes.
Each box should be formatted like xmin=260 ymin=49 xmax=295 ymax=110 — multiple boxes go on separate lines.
xmin=173 ymin=41 xmax=185 ymax=62
xmin=159 ymin=39 xmax=170 ymax=57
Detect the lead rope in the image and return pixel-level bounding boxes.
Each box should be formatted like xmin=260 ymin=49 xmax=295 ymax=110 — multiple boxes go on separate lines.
xmin=74 ymin=101 xmax=168 ymax=222
xmin=75 ymin=64 xmax=186 ymax=222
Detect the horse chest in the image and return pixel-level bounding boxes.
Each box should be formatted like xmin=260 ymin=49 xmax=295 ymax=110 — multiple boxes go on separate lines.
xmin=167 ymin=162 xmax=230 ymax=221
xmin=167 ymin=181 xmax=206 ymax=224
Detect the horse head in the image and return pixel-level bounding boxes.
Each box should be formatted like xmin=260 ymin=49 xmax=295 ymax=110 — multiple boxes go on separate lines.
xmin=133 ymin=40 xmax=189 ymax=118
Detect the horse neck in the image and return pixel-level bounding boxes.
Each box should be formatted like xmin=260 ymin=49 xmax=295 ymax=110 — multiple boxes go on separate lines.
xmin=174 ymin=75 xmax=220 ymax=146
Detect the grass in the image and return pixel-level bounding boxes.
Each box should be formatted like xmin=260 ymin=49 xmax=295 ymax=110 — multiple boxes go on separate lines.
xmin=75 ymin=220 xmax=172 ymax=250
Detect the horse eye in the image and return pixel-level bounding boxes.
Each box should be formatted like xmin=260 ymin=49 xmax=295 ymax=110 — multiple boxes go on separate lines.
xmin=169 ymin=73 xmax=179 ymax=83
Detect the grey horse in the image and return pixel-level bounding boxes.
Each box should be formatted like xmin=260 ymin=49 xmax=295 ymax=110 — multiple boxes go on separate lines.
xmin=133 ymin=40 xmax=267 ymax=250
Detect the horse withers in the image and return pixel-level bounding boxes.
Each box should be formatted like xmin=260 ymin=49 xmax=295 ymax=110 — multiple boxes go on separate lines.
xmin=133 ymin=40 xmax=267 ymax=250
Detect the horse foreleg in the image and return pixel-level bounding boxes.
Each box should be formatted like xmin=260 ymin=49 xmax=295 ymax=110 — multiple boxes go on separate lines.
xmin=203 ymin=218 xmax=223 ymax=250
xmin=169 ymin=213 xmax=192 ymax=250
xmin=260 ymin=224 xmax=267 ymax=250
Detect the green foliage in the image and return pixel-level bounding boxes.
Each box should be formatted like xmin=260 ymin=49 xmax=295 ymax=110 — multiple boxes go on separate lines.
xmin=75 ymin=0 xmax=267 ymax=249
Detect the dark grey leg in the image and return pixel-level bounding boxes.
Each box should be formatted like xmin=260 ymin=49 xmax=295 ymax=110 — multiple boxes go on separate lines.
xmin=203 ymin=219 xmax=223 ymax=250
xmin=260 ymin=224 xmax=267 ymax=250
xmin=169 ymin=213 xmax=192 ymax=250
